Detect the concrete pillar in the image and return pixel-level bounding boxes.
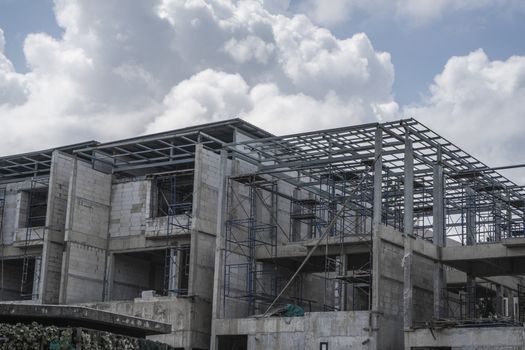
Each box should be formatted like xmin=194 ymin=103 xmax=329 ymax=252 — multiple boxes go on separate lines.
xmin=433 ymin=146 xmax=446 ymax=319
xmin=496 ymin=284 xmax=503 ymax=316
xmin=340 ymin=254 xmax=348 ymax=311
xmin=102 ymin=253 xmax=114 ymax=301
xmin=210 ymin=150 xmax=228 ymax=350
xmin=466 ymin=276 xmax=476 ymax=318
xmin=371 ymin=127 xmax=383 ymax=349
xmin=168 ymin=248 xmax=178 ymax=295
xmin=403 ymin=137 xmax=414 ymax=331
xmin=31 ymin=256 xmax=42 ymax=301
xmin=372 ymin=128 xmax=383 ymax=229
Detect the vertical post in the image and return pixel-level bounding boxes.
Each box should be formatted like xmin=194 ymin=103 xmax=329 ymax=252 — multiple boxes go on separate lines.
xmin=168 ymin=248 xmax=178 ymax=294
xmin=496 ymin=284 xmax=503 ymax=316
xmin=403 ymin=136 xmax=414 ymax=330
xmin=494 ymin=200 xmax=502 ymax=242
xmin=210 ymin=150 xmax=228 ymax=350
xmin=32 ymin=256 xmax=42 ymax=301
xmin=433 ymin=146 xmax=446 ymax=319
xmin=371 ymin=127 xmax=383 ymax=347
xmin=373 ymin=128 xmax=384 ymax=228
xmin=466 ymin=187 xmax=476 ymax=246
xmin=465 ymin=186 xmax=477 ymax=318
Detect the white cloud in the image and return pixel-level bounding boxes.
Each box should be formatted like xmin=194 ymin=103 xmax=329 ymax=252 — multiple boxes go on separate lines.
xmin=406 ymin=49 xmax=525 ymax=168
xmin=0 ymin=0 xmax=397 ymax=154
xmin=297 ymin=0 xmax=525 ymax=27
xmin=147 ymin=69 xmax=392 ymax=135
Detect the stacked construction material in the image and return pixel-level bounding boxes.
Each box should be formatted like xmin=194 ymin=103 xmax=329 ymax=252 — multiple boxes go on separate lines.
xmin=0 ymin=322 xmax=174 ymax=350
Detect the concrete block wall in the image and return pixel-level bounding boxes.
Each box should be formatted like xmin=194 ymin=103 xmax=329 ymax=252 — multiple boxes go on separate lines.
xmin=60 ymin=157 xmax=112 ymax=304
xmin=109 ymin=180 xmax=149 ymax=238
xmin=193 ymin=145 xmax=221 ymax=234
xmin=109 ymin=178 xmax=190 ymax=240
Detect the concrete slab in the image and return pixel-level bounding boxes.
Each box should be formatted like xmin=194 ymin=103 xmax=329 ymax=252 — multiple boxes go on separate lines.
xmin=0 ymin=303 xmax=171 ymax=337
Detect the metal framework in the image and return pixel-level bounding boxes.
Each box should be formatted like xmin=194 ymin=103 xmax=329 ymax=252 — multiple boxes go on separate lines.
xmin=20 ymin=176 xmax=48 ymax=299
xmin=0 ymin=119 xmax=271 ymax=183
xmin=225 ymin=118 xmax=525 ymax=245
xmin=0 ymin=142 xmax=98 ymax=183
xmin=221 ymin=118 xmax=525 ymax=318
xmin=73 ymin=119 xmax=271 ymax=176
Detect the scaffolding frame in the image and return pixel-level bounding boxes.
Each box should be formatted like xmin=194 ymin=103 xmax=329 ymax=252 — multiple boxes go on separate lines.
xmin=20 ymin=176 xmax=48 ymax=299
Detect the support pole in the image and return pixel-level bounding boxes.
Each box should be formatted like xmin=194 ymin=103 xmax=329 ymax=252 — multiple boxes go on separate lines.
xmin=403 ymin=136 xmax=414 ymax=330
xmin=466 ymin=186 xmax=477 ymax=319
xmin=433 ymin=146 xmax=446 ymax=319
xmin=371 ymin=127 xmax=383 ymax=347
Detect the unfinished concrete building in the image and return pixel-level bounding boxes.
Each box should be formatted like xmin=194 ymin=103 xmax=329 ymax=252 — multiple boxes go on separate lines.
xmin=0 ymin=119 xmax=270 ymax=349
xmin=210 ymin=119 xmax=525 ymax=350
xmin=1 ymin=118 xmax=525 ymax=350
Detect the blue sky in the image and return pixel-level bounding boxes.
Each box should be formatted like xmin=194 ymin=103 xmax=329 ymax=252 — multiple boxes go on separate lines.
xmin=0 ymin=0 xmax=525 ymax=179
xmin=3 ymin=0 xmax=524 ymax=105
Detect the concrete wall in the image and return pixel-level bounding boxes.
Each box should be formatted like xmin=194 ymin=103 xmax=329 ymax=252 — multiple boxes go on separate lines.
xmin=214 ymin=311 xmax=371 ymax=350
xmin=39 ymin=151 xmax=76 ymax=304
xmin=59 ymin=157 xmax=112 ymax=304
xmin=84 ymin=296 xmax=210 ymax=349
xmin=406 ymin=327 xmax=525 ymax=349
xmin=108 ymin=178 xmax=191 ymax=243
xmin=109 ymin=180 xmax=150 ymax=238
xmin=377 ymin=225 xmax=434 ymax=350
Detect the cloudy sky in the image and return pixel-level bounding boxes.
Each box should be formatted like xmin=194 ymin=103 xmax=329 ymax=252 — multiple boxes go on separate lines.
xmin=1 ymin=0 xmax=525 ymax=180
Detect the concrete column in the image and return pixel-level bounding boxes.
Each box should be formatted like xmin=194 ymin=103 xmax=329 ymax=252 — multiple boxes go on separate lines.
xmin=371 ymin=127 xmax=383 ymax=349
xmin=372 ymin=128 xmax=383 ymax=229
xmin=32 ymin=256 xmax=42 ymax=301
xmin=102 ymin=253 xmax=114 ymax=301
xmin=340 ymin=254 xmax=348 ymax=311
xmin=433 ymin=146 xmax=446 ymax=319
xmin=210 ymin=150 xmax=229 ymax=350
xmin=495 ymin=284 xmax=503 ymax=316
xmin=466 ymin=276 xmax=476 ymax=318
xmin=403 ymin=137 xmax=414 ymax=331
xmin=168 ymin=248 xmax=178 ymax=295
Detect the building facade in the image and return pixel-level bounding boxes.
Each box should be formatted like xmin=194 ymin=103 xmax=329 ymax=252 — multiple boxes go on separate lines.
xmin=1 ymin=118 xmax=525 ymax=350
